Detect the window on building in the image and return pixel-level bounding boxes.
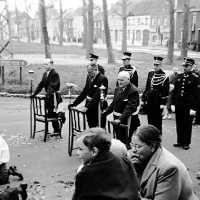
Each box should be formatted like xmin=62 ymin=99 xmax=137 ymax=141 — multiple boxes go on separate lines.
xmin=192 ymin=13 xmax=197 ymax=31
xmin=128 ymin=30 xmax=130 ymax=40
xmin=145 ymin=17 xmax=148 ymax=25
xmin=136 ymin=30 xmax=141 ymax=41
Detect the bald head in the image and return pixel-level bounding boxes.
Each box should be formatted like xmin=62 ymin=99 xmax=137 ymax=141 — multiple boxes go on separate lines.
xmin=117 ymin=71 xmax=130 ymax=88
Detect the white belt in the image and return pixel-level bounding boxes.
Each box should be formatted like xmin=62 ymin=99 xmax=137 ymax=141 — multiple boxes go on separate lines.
xmin=113 ymin=111 xmax=122 ymax=117
xmin=86 ymin=96 xmax=92 ymax=100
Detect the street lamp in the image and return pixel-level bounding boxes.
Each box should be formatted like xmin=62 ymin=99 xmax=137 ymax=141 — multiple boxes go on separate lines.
xmin=28 ymin=70 xmax=34 ymax=138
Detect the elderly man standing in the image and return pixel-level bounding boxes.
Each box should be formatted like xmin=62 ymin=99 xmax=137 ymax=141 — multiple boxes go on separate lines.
xmin=142 ymin=56 xmax=169 ymax=132
xmin=173 ymin=57 xmax=198 ymax=150
xmin=102 ymin=71 xmax=140 ymax=146
xmin=69 ymin=53 xmax=108 ymax=128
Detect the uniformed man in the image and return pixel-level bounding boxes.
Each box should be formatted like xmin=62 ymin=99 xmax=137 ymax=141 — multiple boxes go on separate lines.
xmin=173 ymin=57 xmax=198 ymax=150
xmin=102 ymin=71 xmax=140 ymax=146
xmin=31 ymin=59 xmax=62 ymax=133
xmin=142 ymin=56 xmax=169 ymax=132
xmin=119 ymin=52 xmax=138 ymax=87
xmin=192 ymin=63 xmax=200 ymax=125
xmin=68 ymin=53 xmax=108 ymax=128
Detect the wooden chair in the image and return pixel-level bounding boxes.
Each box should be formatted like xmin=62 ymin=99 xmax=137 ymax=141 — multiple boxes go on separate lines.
xmin=68 ymin=107 xmax=87 ymax=156
xmin=32 ymin=96 xmax=62 ymax=142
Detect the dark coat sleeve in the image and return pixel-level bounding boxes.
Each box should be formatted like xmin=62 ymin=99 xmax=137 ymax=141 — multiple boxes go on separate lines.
xmin=73 ymin=78 xmax=88 ymax=106
xmin=33 ymin=73 xmax=45 ymax=96
xmin=131 ymin=71 xmax=138 ymax=87
xmin=119 ymin=89 xmax=139 ymax=123
xmin=46 ymin=71 xmax=60 ymax=94
xmin=142 ymin=72 xmax=152 ymax=102
xmin=161 ymin=76 xmax=170 ymax=105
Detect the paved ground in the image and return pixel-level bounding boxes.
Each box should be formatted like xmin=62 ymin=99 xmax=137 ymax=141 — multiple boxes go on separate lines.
xmin=0 ymin=97 xmax=200 ymax=199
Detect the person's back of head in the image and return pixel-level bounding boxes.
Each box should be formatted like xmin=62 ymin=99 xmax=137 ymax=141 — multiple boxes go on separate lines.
xmin=82 ymin=127 xmax=111 ymax=154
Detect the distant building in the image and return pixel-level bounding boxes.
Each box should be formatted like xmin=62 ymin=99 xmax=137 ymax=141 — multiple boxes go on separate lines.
xmin=175 ymin=0 xmax=200 ymax=51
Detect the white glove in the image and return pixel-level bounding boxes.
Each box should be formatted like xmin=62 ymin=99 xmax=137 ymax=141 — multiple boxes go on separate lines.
xmin=160 ymin=105 xmax=166 ymax=109
xmin=190 ymin=109 xmax=196 ymax=116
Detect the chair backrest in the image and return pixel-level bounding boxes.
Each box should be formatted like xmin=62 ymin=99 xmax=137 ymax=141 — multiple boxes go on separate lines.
xmin=69 ymin=107 xmax=87 ymax=134
xmin=32 ymin=96 xmax=47 ymax=118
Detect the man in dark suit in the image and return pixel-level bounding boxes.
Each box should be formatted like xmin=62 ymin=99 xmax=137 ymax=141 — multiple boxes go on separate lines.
xmin=119 ymin=51 xmax=138 ymax=87
xmin=68 ymin=53 xmax=108 ymax=128
xmin=73 ymin=127 xmax=139 ymax=200
xmin=173 ymin=57 xmax=198 ymax=150
xmin=31 ymin=59 xmax=62 ymax=133
xmin=142 ymin=56 xmax=169 ymax=132
xmin=103 ymin=71 xmax=140 ymax=146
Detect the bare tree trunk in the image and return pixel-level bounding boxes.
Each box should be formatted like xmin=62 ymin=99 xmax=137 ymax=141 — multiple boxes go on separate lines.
xmin=24 ymin=0 xmax=31 ymax=42
xmin=39 ymin=0 xmax=51 ymax=58
xmin=5 ymin=0 xmax=11 ymax=40
xmin=167 ymin=0 xmax=175 ymax=64
xmin=59 ymin=0 xmax=64 ymax=45
xmin=86 ymin=0 xmax=94 ymax=57
xmin=102 ymin=0 xmax=115 ymax=64
xmin=180 ymin=0 xmax=189 ymax=59
xmin=121 ymin=0 xmax=127 ymax=52
xmin=15 ymin=2 xmax=20 ymax=41
xmin=82 ymin=0 xmax=88 ymax=48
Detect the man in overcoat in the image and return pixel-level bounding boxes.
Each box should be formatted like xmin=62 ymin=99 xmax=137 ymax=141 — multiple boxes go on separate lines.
xmin=103 ymin=71 xmax=140 ymax=146
xmin=31 ymin=59 xmax=62 ymax=133
xmin=69 ymin=53 xmax=108 ymax=128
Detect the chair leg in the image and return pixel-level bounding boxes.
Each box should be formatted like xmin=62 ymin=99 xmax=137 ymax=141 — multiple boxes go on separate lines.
xmin=44 ymin=121 xmax=48 ymax=142
xmin=32 ymin=118 xmax=36 ymax=139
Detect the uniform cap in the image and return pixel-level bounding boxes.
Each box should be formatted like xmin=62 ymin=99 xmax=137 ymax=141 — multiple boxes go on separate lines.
xmin=154 ymin=56 xmax=163 ymax=65
xmin=122 ymin=51 xmax=132 ymax=60
xmin=117 ymin=71 xmax=130 ymax=79
xmin=89 ymin=53 xmax=99 ymax=60
xmin=182 ymin=57 xmax=195 ymax=66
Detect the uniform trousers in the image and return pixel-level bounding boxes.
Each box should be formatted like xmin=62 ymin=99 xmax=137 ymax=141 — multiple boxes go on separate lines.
xmin=147 ymin=106 xmax=163 ymax=133
xmin=0 ymin=163 xmax=9 ymax=185
xmin=175 ymin=105 xmax=193 ymax=146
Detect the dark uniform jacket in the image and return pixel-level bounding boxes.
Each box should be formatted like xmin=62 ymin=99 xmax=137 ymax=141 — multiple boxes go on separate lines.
xmin=142 ymin=70 xmax=169 ymax=106
xmin=34 ymin=68 xmax=60 ymax=95
xmin=105 ymin=83 xmax=139 ymax=124
xmin=33 ymin=68 xmax=62 ymax=109
xmin=73 ymin=151 xmax=140 ymax=200
xmin=119 ymin=65 xmax=138 ymax=87
xmin=173 ymin=72 xmax=198 ymax=110
xmin=73 ymin=72 xmax=108 ymax=110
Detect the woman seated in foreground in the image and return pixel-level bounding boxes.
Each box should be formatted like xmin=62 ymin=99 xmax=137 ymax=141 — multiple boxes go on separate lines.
xmin=128 ymin=124 xmax=198 ymax=200
xmin=73 ymin=127 xmax=140 ymax=200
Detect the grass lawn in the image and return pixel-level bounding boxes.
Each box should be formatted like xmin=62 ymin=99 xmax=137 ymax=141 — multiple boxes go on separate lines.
xmin=0 ymin=41 xmax=194 ymax=94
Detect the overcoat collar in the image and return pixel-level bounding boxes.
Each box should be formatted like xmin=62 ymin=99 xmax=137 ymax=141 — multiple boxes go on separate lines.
xmin=140 ymin=147 xmax=162 ymax=186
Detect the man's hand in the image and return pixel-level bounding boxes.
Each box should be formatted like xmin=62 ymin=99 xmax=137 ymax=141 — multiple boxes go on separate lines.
xmin=68 ymin=104 xmax=74 ymax=109
xmin=30 ymin=94 xmax=35 ymax=99
xmin=111 ymin=119 xmax=120 ymax=126
xmin=190 ymin=109 xmax=196 ymax=116
xmin=80 ymin=107 xmax=88 ymax=113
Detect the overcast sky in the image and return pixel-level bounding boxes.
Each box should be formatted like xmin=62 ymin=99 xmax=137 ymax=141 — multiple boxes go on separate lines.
xmin=6 ymin=0 xmax=120 ymax=12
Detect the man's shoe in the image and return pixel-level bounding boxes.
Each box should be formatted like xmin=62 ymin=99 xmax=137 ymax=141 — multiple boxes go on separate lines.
xmin=173 ymin=143 xmax=182 ymax=147
xmin=183 ymin=145 xmax=190 ymax=150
